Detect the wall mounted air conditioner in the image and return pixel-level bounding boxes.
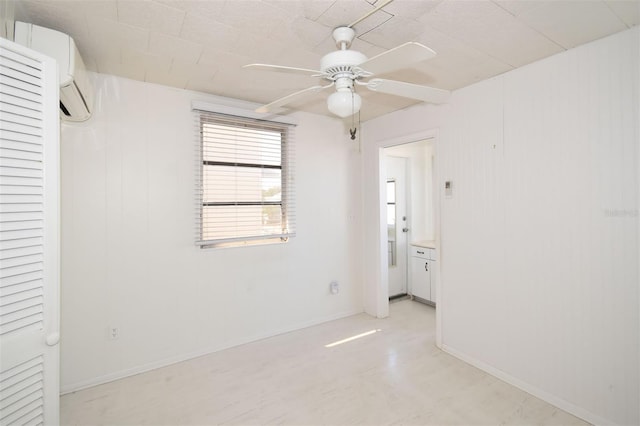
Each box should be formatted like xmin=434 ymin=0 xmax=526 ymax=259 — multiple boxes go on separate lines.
xmin=14 ymin=21 xmax=94 ymax=122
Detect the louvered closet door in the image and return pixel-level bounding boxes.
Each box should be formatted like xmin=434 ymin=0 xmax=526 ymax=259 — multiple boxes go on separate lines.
xmin=0 ymin=38 xmax=60 ymax=425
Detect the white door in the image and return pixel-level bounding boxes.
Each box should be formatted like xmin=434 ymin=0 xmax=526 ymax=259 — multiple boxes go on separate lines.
xmin=386 ymin=156 xmax=408 ymax=297
xmin=0 ymin=37 xmax=60 ymax=425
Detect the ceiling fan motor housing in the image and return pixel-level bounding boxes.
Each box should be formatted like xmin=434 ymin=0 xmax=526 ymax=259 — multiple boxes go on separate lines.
xmin=320 ymin=50 xmax=368 ymax=78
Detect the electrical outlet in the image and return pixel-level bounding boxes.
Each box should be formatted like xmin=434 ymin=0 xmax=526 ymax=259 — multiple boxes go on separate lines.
xmin=330 ymin=281 xmax=340 ymax=294
xmin=109 ymin=326 xmax=120 ymax=340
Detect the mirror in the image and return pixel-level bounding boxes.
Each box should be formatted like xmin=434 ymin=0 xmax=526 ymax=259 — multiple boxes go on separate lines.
xmin=387 ymin=180 xmax=396 ymax=267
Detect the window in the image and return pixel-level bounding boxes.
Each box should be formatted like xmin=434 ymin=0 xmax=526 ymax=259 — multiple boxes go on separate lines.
xmin=195 ymin=110 xmax=296 ymax=247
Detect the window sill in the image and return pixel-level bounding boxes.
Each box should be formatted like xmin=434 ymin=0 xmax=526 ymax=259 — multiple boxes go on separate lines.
xmin=198 ymin=237 xmax=290 ymax=250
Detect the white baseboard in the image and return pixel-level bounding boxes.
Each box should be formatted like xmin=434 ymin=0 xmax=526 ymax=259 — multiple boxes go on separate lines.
xmin=441 ymin=344 xmax=614 ymax=426
xmin=61 ymin=308 xmax=363 ymax=395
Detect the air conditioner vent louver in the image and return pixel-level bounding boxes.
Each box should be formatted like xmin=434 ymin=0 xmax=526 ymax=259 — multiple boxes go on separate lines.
xmin=59 ymin=101 xmax=70 ymax=117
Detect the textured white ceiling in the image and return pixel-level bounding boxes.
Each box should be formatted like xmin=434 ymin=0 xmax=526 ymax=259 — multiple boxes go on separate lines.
xmin=13 ymin=0 xmax=639 ymax=121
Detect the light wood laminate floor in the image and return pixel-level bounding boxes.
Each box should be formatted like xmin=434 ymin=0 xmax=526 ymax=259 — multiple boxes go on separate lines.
xmin=61 ymin=300 xmax=590 ymax=425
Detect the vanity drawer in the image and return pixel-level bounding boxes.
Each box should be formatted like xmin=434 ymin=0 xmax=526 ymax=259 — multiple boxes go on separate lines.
xmin=411 ymin=246 xmax=432 ymax=259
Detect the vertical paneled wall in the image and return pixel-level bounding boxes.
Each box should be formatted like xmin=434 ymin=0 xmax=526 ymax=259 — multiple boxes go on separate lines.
xmin=364 ymin=28 xmax=639 ymax=425
xmin=440 ymin=29 xmax=639 ymax=425
xmin=60 ymin=75 xmax=363 ymax=392
xmin=501 ymin=33 xmax=638 ymax=424
xmin=442 ymin=30 xmax=640 ymax=424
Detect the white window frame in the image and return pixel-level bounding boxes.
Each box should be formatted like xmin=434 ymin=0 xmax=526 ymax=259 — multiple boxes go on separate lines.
xmin=193 ymin=103 xmax=296 ymax=248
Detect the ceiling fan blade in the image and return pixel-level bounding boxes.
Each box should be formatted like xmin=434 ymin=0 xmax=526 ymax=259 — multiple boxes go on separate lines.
xmin=244 ymin=63 xmax=324 ymax=76
xmin=357 ymin=42 xmax=437 ymax=76
xmin=366 ymin=79 xmax=450 ymax=104
xmin=256 ymin=85 xmax=331 ymax=113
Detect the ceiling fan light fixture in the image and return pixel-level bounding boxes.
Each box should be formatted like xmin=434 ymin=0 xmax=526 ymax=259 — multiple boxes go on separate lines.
xmin=327 ymin=89 xmax=361 ymax=118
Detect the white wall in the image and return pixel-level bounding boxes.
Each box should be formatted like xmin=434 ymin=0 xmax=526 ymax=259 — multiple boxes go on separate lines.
xmin=362 ymin=28 xmax=639 ymax=426
xmin=59 ymin=74 xmax=363 ymax=392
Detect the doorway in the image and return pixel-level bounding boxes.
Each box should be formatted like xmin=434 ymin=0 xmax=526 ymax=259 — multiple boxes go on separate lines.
xmin=385 ymin=157 xmax=408 ymax=298
xmin=382 ymin=140 xmax=436 ymax=305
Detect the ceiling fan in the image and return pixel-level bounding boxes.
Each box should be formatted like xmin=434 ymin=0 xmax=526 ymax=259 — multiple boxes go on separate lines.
xmin=244 ymin=5 xmax=450 ymax=118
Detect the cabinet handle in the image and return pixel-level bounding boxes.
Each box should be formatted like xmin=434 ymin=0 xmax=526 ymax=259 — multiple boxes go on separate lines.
xmin=417 ymin=250 xmax=424 ymax=254
xmin=425 ymin=262 xmax=428 ymax=272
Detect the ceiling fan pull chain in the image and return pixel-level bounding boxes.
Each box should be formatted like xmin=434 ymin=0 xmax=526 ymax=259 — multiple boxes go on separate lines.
xmin=350 ymin=88 xmax=357 ymax=140
xmin=358 ymin=109 xmax=362 ymax=152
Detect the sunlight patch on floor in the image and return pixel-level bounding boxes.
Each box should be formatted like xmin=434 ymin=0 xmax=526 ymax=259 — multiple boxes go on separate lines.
xmin=324 ymin=329 xmax=382 ymax=348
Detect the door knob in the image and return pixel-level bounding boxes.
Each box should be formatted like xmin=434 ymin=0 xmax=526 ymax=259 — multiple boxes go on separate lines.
xmin=402 ymin=228 xmax=409 ymax=232
xmin=46 ymin=332 xmax=60 ymax=346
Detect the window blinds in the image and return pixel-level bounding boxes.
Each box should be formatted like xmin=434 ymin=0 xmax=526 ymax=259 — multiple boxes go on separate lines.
xmin=195 ymin=110 xmax=296 ymax=247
